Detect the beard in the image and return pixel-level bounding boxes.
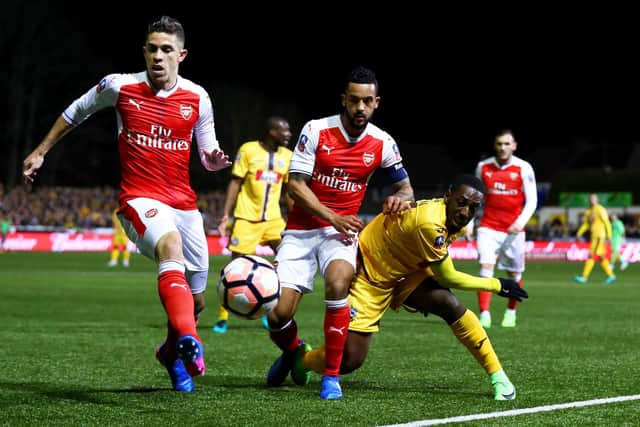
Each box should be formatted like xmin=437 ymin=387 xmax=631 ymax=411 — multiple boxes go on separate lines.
xmin=345 ymin=110 xmax=368 ymax=130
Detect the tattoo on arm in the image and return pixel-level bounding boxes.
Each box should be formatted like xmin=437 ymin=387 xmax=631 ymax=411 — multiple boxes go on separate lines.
xmin=391 ymin=178 xmax=415 ymax=201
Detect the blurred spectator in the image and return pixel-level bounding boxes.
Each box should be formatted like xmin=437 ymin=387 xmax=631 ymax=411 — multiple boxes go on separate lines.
xmin=1 ymin=209 xmax=10 ymax=251
xmin=609 ymin=212 xmax=628 ymax=271
xmin=0 ymin=185 xmax=228 ymax=232
xmin=543 ymin=214 xmax=569 ymax=240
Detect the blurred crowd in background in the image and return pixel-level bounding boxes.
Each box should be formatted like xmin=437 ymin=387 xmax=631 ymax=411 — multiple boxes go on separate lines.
xmin=0 ymin=184 xmax=225 ymax=234
xmin=2 ymin=183 xmax=640 ymax=240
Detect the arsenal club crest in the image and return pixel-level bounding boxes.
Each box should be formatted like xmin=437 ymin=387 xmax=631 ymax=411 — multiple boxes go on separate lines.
xmin=362 ymin=152 xmax=375 ymax=166
xmin=180 ymin=104 xmax=193 ymax=120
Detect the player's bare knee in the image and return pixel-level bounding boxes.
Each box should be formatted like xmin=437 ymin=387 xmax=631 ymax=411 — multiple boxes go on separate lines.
xmin=268 ymin=288 xmax=298 ymax=327
xmin=341 ymin=332 xmax=370 ymax=374
xmin=341 ymin=341 xmax=368 ymax=374
xmin=268 ymin=305 xmax=293 ymax=327
xmin=324 ymin=261 xmax=355 ymax=299
xmin=428 ymin=291 xmax=465 ymax=320
xmin=155 ymin=231 xmax=184 ymax=261
xmin=324 ymin=279 xmax=351 ymax=300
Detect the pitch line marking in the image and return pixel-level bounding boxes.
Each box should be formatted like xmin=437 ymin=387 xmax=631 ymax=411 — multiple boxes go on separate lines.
xmin=378 ymin=394 xmax=640 ymax=427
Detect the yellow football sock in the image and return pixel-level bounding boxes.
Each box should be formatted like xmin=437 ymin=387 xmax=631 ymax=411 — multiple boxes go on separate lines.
xmin=582 ymin=259 xmax=595 ymax=278
xmin=450 ymin=309 xmax=502 ymax=375
xmin=110 ymin=250 xmax=120 ymax=262
xmin=123 ymin=251 xmax=131 ymax=263
xmin=217 ymin=305 xmax=229 ymax=321
xmin=601 ymin=259 xmax=614 ymax=276
xmin=303 ymin=345 xmax=325 ymax=374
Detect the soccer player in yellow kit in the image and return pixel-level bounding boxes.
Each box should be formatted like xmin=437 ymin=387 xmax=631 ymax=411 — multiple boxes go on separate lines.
xmin=574 ymin=193 xmax=616 ymax=284
xmin=213 ymin=117 xmax=293 ymax=333
xmin=291 ymin=174 xmax=527 ymax=400
xmin=108 ymin=208 xmax=131 ymax=267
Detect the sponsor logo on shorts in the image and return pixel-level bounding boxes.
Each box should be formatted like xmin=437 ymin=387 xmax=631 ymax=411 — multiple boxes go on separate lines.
xmin=145 ymin=208 xmax=158 ymax=218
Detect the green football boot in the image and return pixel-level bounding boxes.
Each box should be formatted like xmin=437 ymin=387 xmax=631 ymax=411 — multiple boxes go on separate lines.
xmin=490 ymin=370 xmax=516 ymax=401
xmin=291 ymin=342 xmax=313 ymax=386
xmin=479 ymin=311 xmax=492 ymax=329
xmin=500 ymin=310 xmax=517 ymax=328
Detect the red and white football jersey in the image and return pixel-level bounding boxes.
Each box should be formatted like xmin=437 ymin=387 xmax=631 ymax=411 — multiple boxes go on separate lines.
xmin=475 ymin=155 xmax=537 ymax=233
xmin=287 ymin=115 xmax=404 ymax=230
xmin=62 ymin=72 xmax=219 ymax=210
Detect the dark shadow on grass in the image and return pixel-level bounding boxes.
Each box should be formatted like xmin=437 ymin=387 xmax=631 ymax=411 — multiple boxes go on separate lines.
xmin=0 ymin=380 xmax=184 ymax=408
xmin=143 ymin=322 xmax=268 ymax=332
xmin=195 ymin=375 xmax=488 ymax=399
xmin=345 ymin=379 xmax=488 ymax=398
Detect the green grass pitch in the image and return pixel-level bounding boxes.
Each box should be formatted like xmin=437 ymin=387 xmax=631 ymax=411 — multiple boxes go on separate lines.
xmin=0 ymin=252 xmax=639 ymax=426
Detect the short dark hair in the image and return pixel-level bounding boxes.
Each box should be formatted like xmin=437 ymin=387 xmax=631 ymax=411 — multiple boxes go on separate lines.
xmin=345 ymin=66 xmax=378 ymax=93
xmin=449 ymin=174 xmax=485 ymax=194
xmin=147 ymin=16 xmax=185 ymax=46
xmin=495 ymin=128 xmax=514 ymax=140
xmin=266 ymin=116 xmax=287 ymax=131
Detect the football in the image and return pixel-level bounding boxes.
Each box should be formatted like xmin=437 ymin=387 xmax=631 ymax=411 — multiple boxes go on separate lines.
xmin=217 ymin=255 xmax=280 ymax=319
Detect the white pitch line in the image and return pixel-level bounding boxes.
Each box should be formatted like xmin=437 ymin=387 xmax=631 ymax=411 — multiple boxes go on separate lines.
xmin=377 ymin=394 xmax=640 ymax=427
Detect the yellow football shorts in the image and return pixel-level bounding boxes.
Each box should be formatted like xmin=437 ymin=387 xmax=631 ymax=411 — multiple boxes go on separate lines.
xmin=589 ymin=237 xmax=607 ymax=257
xmin=228 ymin=217 xmax=285 ymax=254
xmin=112 ymin=234 xmax=129 ymax=248
xmin=348 ymin=269 xmax=428 ymax=333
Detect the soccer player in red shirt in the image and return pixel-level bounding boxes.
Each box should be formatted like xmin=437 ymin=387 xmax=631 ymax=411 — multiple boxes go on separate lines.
xmin=468 ymin=129 xmax=537 ymax=328
xmin=22 ymin=16 xmax=231 ymax=392
xmin=265 ymin=66 xmax=414 ymax=399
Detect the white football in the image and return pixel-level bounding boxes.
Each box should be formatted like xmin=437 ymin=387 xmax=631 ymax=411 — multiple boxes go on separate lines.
xmin=217 ymin=255 xmax=280 ymax=320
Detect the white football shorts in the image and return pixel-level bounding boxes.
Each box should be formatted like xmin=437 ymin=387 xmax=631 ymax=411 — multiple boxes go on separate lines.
xmin=476 ymin=226 xmax=526 ymax=273
xmin=118 ymin=197 xmax=209 ymax=293
xmin=275 ymin=226 xmax=358 ymax=294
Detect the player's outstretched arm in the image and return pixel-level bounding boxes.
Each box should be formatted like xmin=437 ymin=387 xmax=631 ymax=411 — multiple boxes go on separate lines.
xmin=430 ymin=256 xmax=527 ymax=302
xmin=23 ymin=116 xmax=74 ymax=184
